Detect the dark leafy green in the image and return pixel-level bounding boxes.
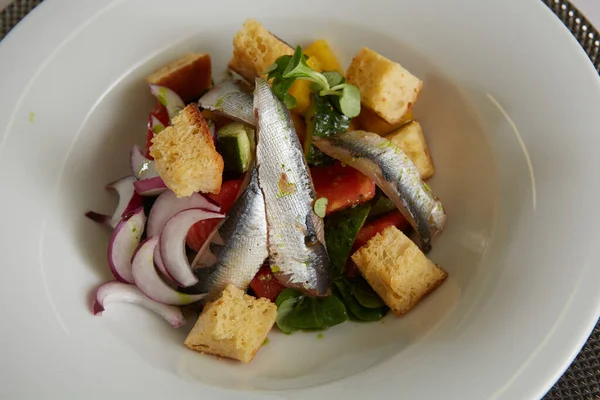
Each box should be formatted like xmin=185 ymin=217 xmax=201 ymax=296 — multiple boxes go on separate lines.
xmin=334 ymin=280 xmax=388 ymax=322
xmin=276 ymin=297 xmax=300 ymax=334
xmin=275 ymin=288 xmax=302 ymax=307
xmin=305 ymin=94 xmax=351 ymax=166
xmin=369 ymin=192 xmax=396 ymax=218
xmin=286 ymin=295 xmax=348 ymax=330
xmin=325 ymin=204 xmax=371 ymax=279
xmin=347 ymin=277 xmax=386 ymax=308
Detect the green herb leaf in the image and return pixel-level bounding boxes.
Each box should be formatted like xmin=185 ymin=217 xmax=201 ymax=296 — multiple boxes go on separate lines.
xmin=323 ymin=71 xmax=345 ymax=88
xmin=324 ymin=203 xmax=371 ymax=279
xmin=283 ymin=93 xmax=298 ymax=109
xmin=347 ymin=277 xmax=386 ymax=308
xmin=267 ymin=55 xmax=292 ymax=81
xmin=314 ymin=198 xmax=328 ymax=218
xmin=338 ymin=84 xmax=361 ymax=118
xmin=272 ymin=78 xmax=296 ymax=102
xmin=369 ymin=192 xmax=396 ymax=218
xmin=285 ymin=295 xmax=348 ymax=330
xmin=276 ymin=297 xmax=300 ymax=334
xmin=262 ymin=63 xmax=279 ymax=75
xmin=275 ymin=288 xmax=302 ymax=307
xmin=334 ymin=280 xmax=388 ymax=322
xmin=282 ymin=46 xmax=329 ymax=92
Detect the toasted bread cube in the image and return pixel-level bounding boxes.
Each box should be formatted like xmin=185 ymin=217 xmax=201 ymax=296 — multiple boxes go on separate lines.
xmin=146 ymin=53 xmax=212 ymax=103
xmin=150 ymin=104 xmax=223 ymax=197
xmin=386 ymin=121 xmax=435 ymax=180
xmin=228 ymin=19 xmax=294 ymax=82
xmin=351 ymin=226 xmax=447 ymax=316
xmin=347 ymin=47 xmax=422 ymax=125
xmin=355 ymin=106 xmax=413 ymax=136
xmin=184 ymin=284 xmax=277 ymax=363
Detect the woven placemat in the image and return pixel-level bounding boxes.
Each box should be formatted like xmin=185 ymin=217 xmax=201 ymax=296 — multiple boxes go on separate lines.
xmin=1 ymin=0 xmax=599 ymax=398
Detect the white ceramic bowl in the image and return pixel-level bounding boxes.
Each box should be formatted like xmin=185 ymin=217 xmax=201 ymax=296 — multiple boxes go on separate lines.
xmin=1 ymin=0 xmax=599 ymax=398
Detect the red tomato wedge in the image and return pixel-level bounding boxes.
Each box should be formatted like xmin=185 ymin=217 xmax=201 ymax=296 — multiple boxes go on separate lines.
xmin=311 ymin=162 xmax=375 ymax=215
xmin=352 ymin=210 xmax=411 ymax=252
xmin=250 ymin=265 xmax=286 ymax=302
xmin=185 ymin=179 xmax=244 ymax=252
xmin=145 ymin=104 xmax=170 ymax=159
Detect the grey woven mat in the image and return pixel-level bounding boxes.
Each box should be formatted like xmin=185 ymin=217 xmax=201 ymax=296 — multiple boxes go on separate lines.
xmin=1 ymin=0 xmax=599 ymax=398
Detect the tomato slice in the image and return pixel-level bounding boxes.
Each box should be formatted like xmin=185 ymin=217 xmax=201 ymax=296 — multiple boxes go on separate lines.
xmin=186 ymin=179 xmax=244 ymax=251
xmin=352 ymin=210 xmax=411 ymax=252
xmin=311 ymin=162 xmax=375 ymax=215
xmin=145 ymin=104 xmax=170 ymax=159
xmin=249 ymin=265 xmax=286 ymax=302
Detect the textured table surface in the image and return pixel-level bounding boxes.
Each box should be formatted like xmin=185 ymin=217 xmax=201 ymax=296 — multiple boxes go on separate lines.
xmin=1 ymin=1 xmax=599 ymax=398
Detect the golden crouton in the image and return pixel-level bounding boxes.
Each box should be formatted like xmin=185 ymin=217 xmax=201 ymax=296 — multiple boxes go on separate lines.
xmin=150 ymin=104 xmax=223 ymax=197
xmin=228 ymin=19 xmax=294 ymax=82
xmin=355 ymin=106 xmax=413 ymax=136
xmin=351 ymin=226 xmax=447 ymax=316
xmin=184 ymin=284 xmax=277 ymax=364
xmin=347 ymin=47 xmax=422 ymax=125
xmin=146 ymin=53 xmax=212 ymax=103
xmin=386 ymin=121 xmax=435 ymax=180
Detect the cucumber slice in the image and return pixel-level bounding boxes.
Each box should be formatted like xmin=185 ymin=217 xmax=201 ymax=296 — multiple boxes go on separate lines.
xmin=217 ymin=123 xmax=255 ymax=173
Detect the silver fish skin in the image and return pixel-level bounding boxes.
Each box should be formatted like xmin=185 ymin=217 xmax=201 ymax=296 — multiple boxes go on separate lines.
xmin=198 ymin=80 xmax=255 ymax=126
xmin=191 ymin=164 xmax=268 ymax=293
xmin=253 ymin=78 xmax=331 ymax=297
xmin=313 ymin=130 xmax=446 ymax=252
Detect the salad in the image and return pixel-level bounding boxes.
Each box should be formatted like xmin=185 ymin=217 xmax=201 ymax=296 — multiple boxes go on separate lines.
xmin=87 ymin=19 xmax=447 ymax=364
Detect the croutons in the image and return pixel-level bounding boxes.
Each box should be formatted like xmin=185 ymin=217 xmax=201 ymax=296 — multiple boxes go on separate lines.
xmin=351 ymin=226 xmax=447 ymax=316
xmin=347 ymin=47 xmax=422 ymax=125
xmin=146 ymin=53 xmax=212 ymax=103
xmin=386 ymin=121 xmax=435 ymax=180
xmin=184 ymin=284 xmax=277 ymax=364
xmin=150 ymin=104 xmax=223 ymax=197
xmin=355 ymin=106 xmax=413 ymax=136
xmin=228 ymin=19 xmax=294 ymax=82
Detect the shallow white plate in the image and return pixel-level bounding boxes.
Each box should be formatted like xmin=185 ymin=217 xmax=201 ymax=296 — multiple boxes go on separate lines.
xmin=1 ymin=0 xmax=600 ymax=398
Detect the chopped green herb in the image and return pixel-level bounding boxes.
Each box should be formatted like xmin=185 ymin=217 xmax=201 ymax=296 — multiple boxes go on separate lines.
xmin=317 ymin=333 xmax=324 ymax=339
xmin=263 ymin=338 xmax=270 ymax=345
xmin=314 ymin=198 xmax=328 ymax=218
xmin=28 ymin=112 xmax=35 ymax=123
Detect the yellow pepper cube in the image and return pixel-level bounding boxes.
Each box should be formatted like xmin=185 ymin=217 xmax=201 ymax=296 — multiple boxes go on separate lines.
xmin=304 ymin=40 xmax=344 ymax=75
xmin=289 ymin=57 xmax=323 ymax=114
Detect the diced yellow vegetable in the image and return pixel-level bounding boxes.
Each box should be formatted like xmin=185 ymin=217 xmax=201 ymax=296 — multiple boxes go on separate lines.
xmin=355 ymin=107 xmax=413 ymax=136
xmin=304 ymin=40 xmax=344 ymax=74
xmin=290 ymin=112 xmax=307 ymax=144
xmin=290 ymin=57 xmax=323 ymax=114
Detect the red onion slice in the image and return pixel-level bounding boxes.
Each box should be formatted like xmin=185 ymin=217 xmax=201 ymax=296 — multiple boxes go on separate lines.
xmin=133 ymin=176 xmax=167 ymax=196
xmin=130 ymin=145 xmax=159 ymax=180
xmin=107 ymin=207 xmax=146 ymax=283
xmin=132 ymin=237 xmax=207 ymax=305
xmin=93 ymin=281 xmax=185 ymax=328
xmin=153 ymin=242 xmax=176 ymax=282
xmin=160 ymin=208 xmax=224 ymax=287
xmin=149 ymin=84 xmax=185 ymax=120
xmin=147 ymin=190 xmax=220 ymax=237
xmin=85 ymin=176 xmax=143 ymax=228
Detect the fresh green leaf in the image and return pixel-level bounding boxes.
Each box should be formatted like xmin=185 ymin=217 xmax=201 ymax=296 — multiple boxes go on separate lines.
xmin=323 ymin=71 xmax=345 ymax=88
xmin=334 ymin=281 xmax=388 ymax=322
xmin=338 ymin=85 xmax=361 ymax=118
xmin=282 ymin=46 xmax=329 ymax=92
xmin=283 ymin=93 xmax=298 ymax=109
xmin=262 ymin=63 xmax=278 ymax=75
xmin=314 ymin=198 xmax=328 ymax=218
xmin=325 ymin=203 xmax=371 ymax=279
xmin=275 ymin=288 xmax=302 ymax=307
xmin=276 ymin=297 xmax=300 ymax=334
xmin=267 ymin=55 xmax=292 ymax=80
xmin=285 ymin=295 xmax=348 ymax=330
xmin=347 ymin=277 xmax=386 ymax=308
xmin=272 ymin=78 xmax=296 ymax=102
xmin=369 ymin=192 xmax=396 ymax=218
xmin=304 ymin=94 xmax=351 ymax=166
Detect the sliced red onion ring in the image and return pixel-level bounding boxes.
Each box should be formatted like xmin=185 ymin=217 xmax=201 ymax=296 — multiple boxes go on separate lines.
xmin=85 ymin=176 xmax=142 ymax=228
xmin=132 ymin=237 xmax=207 ymax=305
xmin=133 ymin=176 xmax=167 ymax=196
xmin=154 ymin=243 xmax=176 ymax=282
xmin=149 ymin=84 xmax=185 ymax=120
xmin=93 ymin=281 xmax=185 ymax=328
xmin=147 ymin=190 xmax=220 ymax=237
xmin=107 ymin=207 xmax=146 ymax=283
xmin=130 ymin=145 xmax=159 ymax=180
xmin=160 ymin=208 xmax=224 ymax=287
